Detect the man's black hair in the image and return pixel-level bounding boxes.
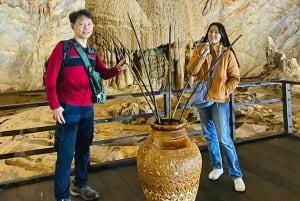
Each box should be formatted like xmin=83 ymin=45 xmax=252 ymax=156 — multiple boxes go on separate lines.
xmin=69 ymin=9 xmax=94 ymax=23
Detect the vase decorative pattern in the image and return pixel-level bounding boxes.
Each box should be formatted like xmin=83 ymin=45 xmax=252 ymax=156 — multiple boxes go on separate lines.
xmin=136 ymin=119 xmax=202 ymax=201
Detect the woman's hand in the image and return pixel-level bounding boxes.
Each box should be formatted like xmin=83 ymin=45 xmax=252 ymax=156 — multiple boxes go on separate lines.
xmin=116 ymin=58 xmax=129 ymax=71
xmin=199 ymin=42 xmax=210 ymax=58
xmin=52 ymin=106 xmax=65 ymax=124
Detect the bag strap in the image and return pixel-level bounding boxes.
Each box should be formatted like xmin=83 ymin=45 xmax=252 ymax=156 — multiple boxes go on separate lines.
xmin=207 ymin=54 xmax=222 ymax=89
xmin=71 ymin=39 xmax=94 ymax=75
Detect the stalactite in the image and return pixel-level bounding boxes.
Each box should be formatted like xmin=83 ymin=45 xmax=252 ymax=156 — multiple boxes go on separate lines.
xmin=200 ymin=0 xmax=213 ymax=16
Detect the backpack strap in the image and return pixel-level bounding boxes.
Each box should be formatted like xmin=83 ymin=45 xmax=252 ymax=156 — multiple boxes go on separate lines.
xmin=43 ymin=39 xmax=71 ymax=86
xmin=55 ymin=39 xmax=71 ymax=83
xmin=61 ymin=39 xmax=71 ymax=66
xmin=87 ymin=45 xmax=96 ymax=56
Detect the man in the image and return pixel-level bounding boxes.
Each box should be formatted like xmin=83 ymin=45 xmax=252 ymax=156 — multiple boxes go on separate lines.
xmin=45 ymin=9 xmax=128 ymax=201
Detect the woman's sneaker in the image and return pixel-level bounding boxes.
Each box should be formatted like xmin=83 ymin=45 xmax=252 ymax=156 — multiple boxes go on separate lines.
xmin=208 ymin=168 xmax=224 ymax=180
xmin=70 ymin=185 xmax=99 ymax=200
xmin=233 ymin=178 xmax=246 ymax=192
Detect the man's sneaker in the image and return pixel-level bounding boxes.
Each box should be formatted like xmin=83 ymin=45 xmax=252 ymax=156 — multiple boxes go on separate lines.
xmin=234 ymin=178 xmax=246 ymax=192
xmin=70 ymin=185 xmax=99 ymax=200
xmin=57 ymin=198 xmax=71 ymax=201
xmin=208 ymin=168 xmax=224 ymax=180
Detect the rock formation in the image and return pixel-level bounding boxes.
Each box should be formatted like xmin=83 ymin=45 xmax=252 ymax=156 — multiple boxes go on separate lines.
xmin=0 ymin=0 xmax=299 ymax=92
xmin=264 ymin=37 xmax=300 ymax=81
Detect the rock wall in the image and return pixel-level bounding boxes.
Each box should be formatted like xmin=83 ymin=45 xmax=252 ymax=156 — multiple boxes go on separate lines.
xmin=0 ymin=0 xmax=299 ymax=92
xmin=0 ymin=0 xmax=85 ymax=92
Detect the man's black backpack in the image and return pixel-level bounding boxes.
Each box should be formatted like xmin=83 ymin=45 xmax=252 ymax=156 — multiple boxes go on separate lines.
xmin=43 ymin=40 xmax=71 ymax=86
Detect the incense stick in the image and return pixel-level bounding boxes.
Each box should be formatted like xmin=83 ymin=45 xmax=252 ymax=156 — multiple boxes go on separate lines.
xmin=168 ymin=25 xmax=172 ymax=122
xmin=99 ymin=31 xmax=160 ymax=120
xmin=127 ymin=13 xmax=161 ymax=124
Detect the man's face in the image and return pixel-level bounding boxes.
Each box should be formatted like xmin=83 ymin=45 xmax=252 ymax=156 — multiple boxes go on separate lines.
xmin=71 ymin=15 xmax=93 ymax=40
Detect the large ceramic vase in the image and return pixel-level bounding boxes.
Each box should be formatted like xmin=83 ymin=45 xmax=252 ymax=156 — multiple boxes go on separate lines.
xmin=136 ymin=119 xmax=202 ymax=201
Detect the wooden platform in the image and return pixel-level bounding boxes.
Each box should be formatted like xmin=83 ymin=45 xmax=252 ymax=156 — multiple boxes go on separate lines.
xmin=1 ymin=135 xmax=300 ymax=201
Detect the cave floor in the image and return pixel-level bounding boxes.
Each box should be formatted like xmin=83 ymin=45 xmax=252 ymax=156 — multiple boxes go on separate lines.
xmin=1 ymin=135 xmax=300 ymax=201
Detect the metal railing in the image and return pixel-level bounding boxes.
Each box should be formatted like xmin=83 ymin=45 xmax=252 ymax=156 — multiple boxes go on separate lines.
xmin=0 ymin=80 xmax=299 ymax=188
xmin=230 ymin=80 xmax=297 ymax=142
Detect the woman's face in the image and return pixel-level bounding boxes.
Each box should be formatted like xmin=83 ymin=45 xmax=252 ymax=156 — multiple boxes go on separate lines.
xmin=208 ymin=25 xmax=221 ymax=45
xmin=71 ymin=15 xmax=93 ymax=40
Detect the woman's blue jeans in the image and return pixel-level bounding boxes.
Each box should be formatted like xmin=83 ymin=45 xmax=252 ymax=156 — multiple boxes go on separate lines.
xmin=197 ymin=102 xmax=243 ymax=178
xmin=54 ymin=103 xmax=94 ymax=200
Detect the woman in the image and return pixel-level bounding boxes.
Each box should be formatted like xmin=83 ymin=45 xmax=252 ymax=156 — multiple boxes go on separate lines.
xmin=186 ymin=22 xmax=245 ymax=192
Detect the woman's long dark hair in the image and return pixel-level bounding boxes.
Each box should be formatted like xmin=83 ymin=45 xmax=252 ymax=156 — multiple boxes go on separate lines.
xmin=202 ymin=22 xmax=240 ymax=67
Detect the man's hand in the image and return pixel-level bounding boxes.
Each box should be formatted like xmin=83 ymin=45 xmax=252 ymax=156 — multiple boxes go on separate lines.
xmin=52 ymin=106 xmax=65 ymax=124
xmin=116 ymin=58 xmax=129 ymax=71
